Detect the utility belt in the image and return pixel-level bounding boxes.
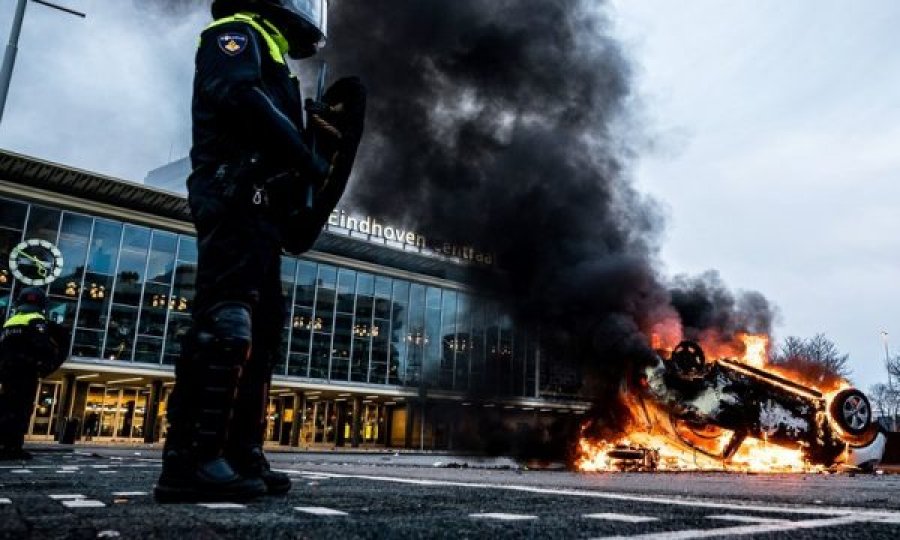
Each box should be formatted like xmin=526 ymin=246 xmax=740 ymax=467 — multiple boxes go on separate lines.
xmin=202 ymin=153 xmax=307 ymax=214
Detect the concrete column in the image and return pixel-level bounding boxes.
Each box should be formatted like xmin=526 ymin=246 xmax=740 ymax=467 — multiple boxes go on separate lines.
xmin=335 ymin=401 xmax=347 ymax=447
xmin=143 ymin=380 xmax=163 ymax=443
xmin=404 ymin=401 xmax=414 ymax=449
xmin=351 ymin=396 xmax=362 ymax=448
xmin=55 ymin=373 xmax=76 ymax=443
xmin=290 ymin=391 xmax=304 ymax=447
xmin=383 ymin=404 xmax=393 ymax=448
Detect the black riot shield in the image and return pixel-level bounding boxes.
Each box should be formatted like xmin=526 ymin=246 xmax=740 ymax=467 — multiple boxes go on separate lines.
xmin=280 ymin=76 xmax=366 ymax=255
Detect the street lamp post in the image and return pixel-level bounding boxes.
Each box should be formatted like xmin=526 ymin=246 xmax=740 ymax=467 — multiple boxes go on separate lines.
xmin=0 ymin=0 xmax=85 ymax=125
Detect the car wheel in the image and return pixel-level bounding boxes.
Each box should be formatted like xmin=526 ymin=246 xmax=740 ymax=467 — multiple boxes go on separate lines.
xmin=670 ymin=340 xmax=708 ymax=380
xmin=828 ymin=388 xmax=879 ymax=445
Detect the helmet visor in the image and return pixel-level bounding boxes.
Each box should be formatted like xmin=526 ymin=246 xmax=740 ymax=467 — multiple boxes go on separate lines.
xmin=283 ymin=0 xmax=328 ymax=41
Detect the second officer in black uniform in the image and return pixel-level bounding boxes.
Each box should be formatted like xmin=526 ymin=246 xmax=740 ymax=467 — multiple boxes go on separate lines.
xmin=155 ymin=0 xmax=352 ymax=502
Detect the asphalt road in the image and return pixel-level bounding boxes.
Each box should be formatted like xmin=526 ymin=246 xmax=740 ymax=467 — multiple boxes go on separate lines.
xmin=1 ymin=446 xmax=899 ymax=539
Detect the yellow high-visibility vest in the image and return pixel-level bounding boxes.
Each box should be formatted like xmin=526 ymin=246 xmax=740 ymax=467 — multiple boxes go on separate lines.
xmin=3 ymin=312 xmax=44 ymax=329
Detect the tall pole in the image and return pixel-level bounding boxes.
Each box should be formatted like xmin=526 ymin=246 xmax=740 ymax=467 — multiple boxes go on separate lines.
xmin=0 ymin=0 xmax=85 ymax=126
xmin=882 ymin=331 xmax=896 ymax=431
xmin=0 ymin=0 xmax=28 ymax=125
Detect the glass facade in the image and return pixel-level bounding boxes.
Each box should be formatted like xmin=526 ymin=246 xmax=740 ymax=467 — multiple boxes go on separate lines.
xmin=0 ymin=195 xmax=543 ymax=397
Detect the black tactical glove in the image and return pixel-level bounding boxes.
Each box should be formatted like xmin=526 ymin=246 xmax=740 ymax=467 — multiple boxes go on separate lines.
xmin=305 ymin=99 xmax=343 ymax=143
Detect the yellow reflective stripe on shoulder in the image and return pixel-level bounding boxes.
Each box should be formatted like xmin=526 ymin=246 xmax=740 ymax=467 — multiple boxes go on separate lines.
xmin=3 ymin=312 xmax=45 ymax=328
xmin=205 ymin=12 xmax=286 ymax=65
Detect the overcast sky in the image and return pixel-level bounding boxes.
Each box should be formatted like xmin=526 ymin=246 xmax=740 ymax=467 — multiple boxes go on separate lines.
xmin=1 ymin=1 xmax=898 ymax=391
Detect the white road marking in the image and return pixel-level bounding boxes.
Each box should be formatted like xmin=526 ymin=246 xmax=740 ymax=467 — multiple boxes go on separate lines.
xmin=584 ymin=513 xmax=659 ymax=523
xmin=62 ymin=499 xmax=106 ymax=508
xmin=0 ymin=498 xmax=10 ymax=504
xmin=111 ymin=491 xmax=148 ymax=497
xmin=297 ymin=473 xmax=333 ymax=480
xmin=198 ymin=503 xmax=245 ymax=509
xmin=283 ymin=469 xmax=900 ymax=521
xmin=49 ymin=494 xmax=85 ymax=500
xmin=96 ymin=531 xmax=121 ymax=538
xmin=470 ymin=512 xmax=538 ymax=521
xmin=294 ymin=506 xmax=349 ymax=516
xmin=60 ymin=465 xmax=80 ymax=470
xmin=90 ymin=465 xmax=110 ymax=469
xmin=591 ymin=515 xmax=868 ymax=540
xmin=56 ymin=470 xmax=77 ymax=474
xmin=99 ymin=470 xmax=117 ymax=474
xmin=706 ymin=514 xmax=790 ymax=524
xmin=10 ymin=469 xmax=31 ymax=474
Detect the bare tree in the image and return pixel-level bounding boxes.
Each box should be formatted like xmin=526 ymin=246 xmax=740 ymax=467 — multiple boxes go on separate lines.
xmin=870 ymin=354 xmax=900 ymax=431
xmin=771 ymin=333 xmax=851 ymax=386
xmin=869 ymin=382 xmax=900 ymax=431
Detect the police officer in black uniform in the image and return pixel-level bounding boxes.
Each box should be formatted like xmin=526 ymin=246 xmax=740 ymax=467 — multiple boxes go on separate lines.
xmin=155 ymin=0 xmax=365 ymax=502
xmin=0 ymin=287 xmax=66 ymax=460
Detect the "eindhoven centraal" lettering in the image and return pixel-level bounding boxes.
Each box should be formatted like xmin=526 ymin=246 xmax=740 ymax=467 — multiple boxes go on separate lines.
xmin=327 ymin=209 xmax=493 ymax=266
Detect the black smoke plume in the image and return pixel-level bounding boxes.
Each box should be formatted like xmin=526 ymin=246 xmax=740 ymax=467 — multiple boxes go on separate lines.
xmin=324 ymin=0 xmax=674 ymax=385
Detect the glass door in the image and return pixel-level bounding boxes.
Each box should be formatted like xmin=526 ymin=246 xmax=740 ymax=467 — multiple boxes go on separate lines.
xmin=28 ymin=382 xmax=61 ymax=439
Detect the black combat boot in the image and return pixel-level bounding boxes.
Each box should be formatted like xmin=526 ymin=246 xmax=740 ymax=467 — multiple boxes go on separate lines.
xmin=227 ymin=343 xmax=291 ymax=495
xmin=155 ymin=448 xmax=265 ymax=503
xmin=228 ymin=444 xmax=291 ymax=495
xmin=154 ymin=305 xmax=266 ymax=503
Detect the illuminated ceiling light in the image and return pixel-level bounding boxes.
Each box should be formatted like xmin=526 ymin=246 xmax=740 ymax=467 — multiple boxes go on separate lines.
xmin=337 ymin=393 xmax=351 ymax=397
xmin=306 ymin=390 xmax=321 ymax=395
xmin=107 ymin=377 xmax=143 ymax=385
xmin=364 ymin=395 xmax=379 ymax=399
xmin=461 ymin=402 xmax=471 ymax=406
xmin=483 ymin=404 xmax=495 ymax=408
xmin=75 ymin=373 xmax=100 ymax=380
xmin=522 ymin=407 xmax=534 ymax=411
xmin=384 ymin=401 xmax=396 ymax=405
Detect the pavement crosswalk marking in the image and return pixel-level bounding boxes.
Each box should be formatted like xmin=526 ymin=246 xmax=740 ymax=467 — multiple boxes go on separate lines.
xmin=62 ymin=499 xmax=106 ymax=509
xmin=706 ymin=514 xmax=790 ymax=524
xmin=469 ymin=513 xmax=538 ymax=521
xmin=584 ymin=513 xmax=659 ymax=523
xmin=49 ymin=494 xmax=85 ymax=500
xmin=591 ymin=514 xmax=869 ymax=540
xmin=198 ymin=503 xmax=246 ymax=510
xmin=111 ymin=492 xmax=148 ymax=497
xmin=0 ymin=498 xmax=10 ymax=504
xmin=295 ymin=506 xmax=349 ymax=516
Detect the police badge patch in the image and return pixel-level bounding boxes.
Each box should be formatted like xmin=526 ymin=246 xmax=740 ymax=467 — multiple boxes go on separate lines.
xmin=217 ymin=33 xmax=248 ymax=56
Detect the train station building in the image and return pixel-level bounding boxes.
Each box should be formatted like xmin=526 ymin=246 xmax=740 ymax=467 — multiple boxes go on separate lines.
xmin=0 ymin=150 xmax=589 ymax=450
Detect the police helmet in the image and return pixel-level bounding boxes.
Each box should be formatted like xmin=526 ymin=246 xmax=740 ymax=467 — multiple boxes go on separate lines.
xmin=211 ymin=0 xmax=328 ymax=59
xmin=15 ymin=287 xmax=47 ymax=314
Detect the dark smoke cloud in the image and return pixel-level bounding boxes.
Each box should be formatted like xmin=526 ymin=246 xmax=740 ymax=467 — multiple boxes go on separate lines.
xmin=670 ymin=270 xmax=776 ymax=344
xmin=325 ymin=0 xmax=674 ymax=383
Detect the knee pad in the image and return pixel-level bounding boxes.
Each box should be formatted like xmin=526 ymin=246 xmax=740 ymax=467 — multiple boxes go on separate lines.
xmin=196 ymin=303 xmax=253 ymax=367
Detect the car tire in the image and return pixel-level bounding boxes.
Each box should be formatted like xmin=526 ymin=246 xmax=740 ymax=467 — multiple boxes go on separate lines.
xmin=828 ymin=388 xmax=879 ymax=446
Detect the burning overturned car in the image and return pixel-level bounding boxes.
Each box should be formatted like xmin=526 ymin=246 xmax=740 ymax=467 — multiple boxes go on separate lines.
xmin=577 ymin=337 xmax=886 ymax=472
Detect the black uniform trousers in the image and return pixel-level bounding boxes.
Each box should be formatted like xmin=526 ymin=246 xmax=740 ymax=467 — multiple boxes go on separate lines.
xmin=0 ymin=368 xmax=39 ymax=450
xmin=170 ymin=163 xmax=287 ymax=452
